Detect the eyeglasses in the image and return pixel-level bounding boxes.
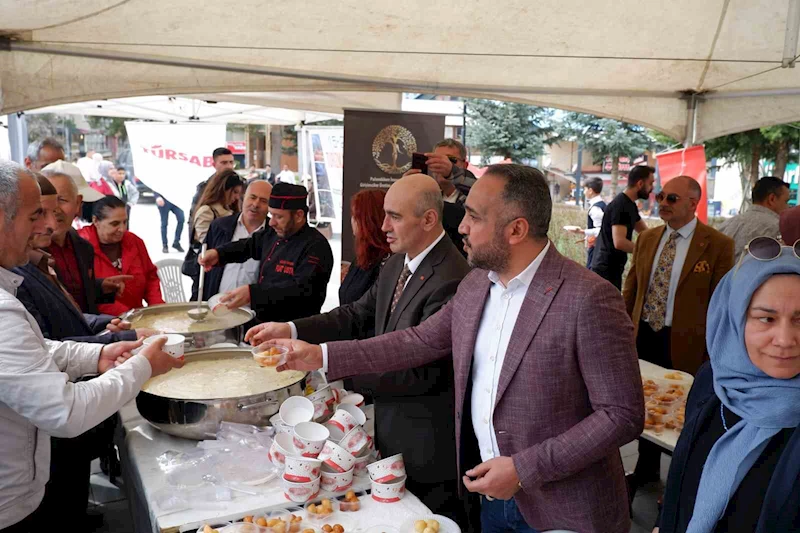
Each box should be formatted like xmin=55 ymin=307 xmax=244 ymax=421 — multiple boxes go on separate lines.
xmin=655 ymin=192 xmax=680 ymax=204
xmin=734 ymin=236 xmax=800 ymax=276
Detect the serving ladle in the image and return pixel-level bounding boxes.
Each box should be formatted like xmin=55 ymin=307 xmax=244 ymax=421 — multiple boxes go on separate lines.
xmin=187 ymin=243 xmax=210 ymax=322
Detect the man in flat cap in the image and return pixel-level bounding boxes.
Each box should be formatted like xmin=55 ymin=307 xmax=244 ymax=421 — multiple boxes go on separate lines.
xmin=200 ymin=183 xmax=334 ymax=323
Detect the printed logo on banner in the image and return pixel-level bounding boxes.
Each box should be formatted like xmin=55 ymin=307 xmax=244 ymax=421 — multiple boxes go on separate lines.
xmin=140 ymin=145 xmax=215 ymax=168
xmin=371 ymin=125 xmax=418 ymax=175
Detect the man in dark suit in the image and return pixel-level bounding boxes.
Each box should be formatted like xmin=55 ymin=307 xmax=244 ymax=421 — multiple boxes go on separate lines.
xmin=41 ymin=162 xmax=130 ymax=313
xmin=246 ymin=174 xmax=471 ymax=523
xmin=623 ymin=175 xmax=734 ymax=489
xmin=274 ymin=165 xmax=643 ymax=533
xmin=201 ymin=180 xmax=272 ymax=300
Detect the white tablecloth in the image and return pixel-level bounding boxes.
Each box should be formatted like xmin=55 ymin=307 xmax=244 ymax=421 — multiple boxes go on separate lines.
xmin=118 ymin=401 xmax=432 ymax=533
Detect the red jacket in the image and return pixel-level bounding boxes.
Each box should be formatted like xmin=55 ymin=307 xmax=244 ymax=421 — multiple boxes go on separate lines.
xmin=89 ymin=179 xmax=115 ymax=197
xmin=77 ymin=225 xmax=164 ymax=315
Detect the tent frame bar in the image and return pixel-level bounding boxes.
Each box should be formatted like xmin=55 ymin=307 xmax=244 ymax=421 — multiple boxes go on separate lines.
xmin=3 ymin=39 xmax=679 ymax=99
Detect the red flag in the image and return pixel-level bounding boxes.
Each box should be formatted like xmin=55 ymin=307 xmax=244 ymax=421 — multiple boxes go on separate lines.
xmin=655 ymin=145 xmax=708 ymax=223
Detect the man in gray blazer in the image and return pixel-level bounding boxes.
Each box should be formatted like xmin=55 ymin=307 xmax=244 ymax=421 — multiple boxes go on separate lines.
xmin=273 ymin=165 xmax=644 ymax=533
xmin=247 ymin=173 xmax=471 ymax=524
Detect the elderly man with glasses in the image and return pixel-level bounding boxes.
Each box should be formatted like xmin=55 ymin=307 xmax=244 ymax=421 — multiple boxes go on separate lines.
xmin=622 ymin=175 xmax=734 ymax=493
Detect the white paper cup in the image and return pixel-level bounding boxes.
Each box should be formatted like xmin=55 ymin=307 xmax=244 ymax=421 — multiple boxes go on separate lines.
xmin=143 ymin=334 xmax=185 ymax=359
xmin=321 ymin=466 xmax=354 ymax=493
xmin=283 ymin=455 xmax=322 ymax=483
xmin=340 ymin=426 xmax=369 ymax=456
xmin=328 ymin=408 xmax=359 ymax=433
xmin=370 ymin=475 xmax=406 ymax=503
xmin=338 ymin=393 xmax=365 ymax=409
xmin=337 ymin=404 xmax=367 ymax=426
xmin=282 ymin=475 xmax=321 ymax=504
xmin=367 ymin=453 xmax=405 ymax=483
xmin=323 ymin=421 xmax=346 ymax=443
xmin=269 ymin=432 xmax=297 ymax=469
xmin=318 ymin=440 xmax=356 ymax=473
xmin=292 ymin=421 xmax=330 ymax=458
xmin=280 ymin=396 xmax=315 ymax=427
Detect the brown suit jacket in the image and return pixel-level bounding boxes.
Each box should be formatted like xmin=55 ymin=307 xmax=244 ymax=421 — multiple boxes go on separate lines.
xmin=623 ymin=220 xmax=734 ymax=374
xmin=326 ymin=245 xmax=643 ymax=533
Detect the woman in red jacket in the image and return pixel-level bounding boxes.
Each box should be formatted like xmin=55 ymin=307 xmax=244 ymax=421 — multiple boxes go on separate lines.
xmin=78 ymin=195 xmax=164 ymax=315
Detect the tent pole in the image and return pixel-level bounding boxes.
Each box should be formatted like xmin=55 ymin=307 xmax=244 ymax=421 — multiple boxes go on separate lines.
xmin=783 ymin=0 xmax=800 ymax=68
xmin=684 ymin=94 xmax=699 ymax=147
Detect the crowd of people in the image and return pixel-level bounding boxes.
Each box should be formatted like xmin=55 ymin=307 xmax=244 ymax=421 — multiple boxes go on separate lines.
xmin=0 ymin=133 xmax=798 ymax=533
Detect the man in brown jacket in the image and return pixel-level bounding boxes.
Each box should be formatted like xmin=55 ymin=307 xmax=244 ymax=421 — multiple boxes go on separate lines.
xmin=623 ymin=175 xmax=734 ymax=488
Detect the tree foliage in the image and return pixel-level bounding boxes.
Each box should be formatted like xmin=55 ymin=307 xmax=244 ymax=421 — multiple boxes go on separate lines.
xmin=86 ymin=116 xmax=128 ymax=141
xmin=466 ymin=99 xmax=554 ymax=164
xmin=557 ymin=112 xmax=653 ymax=194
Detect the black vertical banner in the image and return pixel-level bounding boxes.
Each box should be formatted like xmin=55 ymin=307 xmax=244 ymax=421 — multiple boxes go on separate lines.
xmin=341 ymin=109 xmax=446 ymax=263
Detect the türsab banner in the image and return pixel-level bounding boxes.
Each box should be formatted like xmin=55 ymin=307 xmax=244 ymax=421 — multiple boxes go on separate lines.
xmin=655 ymin=145 xmax=709 ymax=223
xmin=341 ymin=109 xmax=446 ymax=262
xmin=124 ymin=122 xmax=226 ymax=211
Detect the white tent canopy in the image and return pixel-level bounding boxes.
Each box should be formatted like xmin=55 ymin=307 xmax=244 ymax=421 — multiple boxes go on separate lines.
xmin=25 ymin=95 xmax=346 ymax=125
xmin=4 ymin=0 xmax=800 ymax=143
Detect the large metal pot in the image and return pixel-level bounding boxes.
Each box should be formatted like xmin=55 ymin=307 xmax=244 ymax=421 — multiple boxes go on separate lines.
xmin=121 ymin=302 xmax=255 ymax=351
xmin=136 ymin=348 xmax=307 ymax=440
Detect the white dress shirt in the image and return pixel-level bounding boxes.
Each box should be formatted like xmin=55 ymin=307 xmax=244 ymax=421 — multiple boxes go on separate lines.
xmin=471 ymin=241 xmax=550 ymax=462
xmin=0 ymin=267 xmax=151 ymax=528
xmin=317 ymin=231 xmax=447 ymax=370
xmin=646 ymin=217 xmax=697 ymax=327
xmin=218 ymin=215 xmax=267 ymax=295
xmin=583 ymin=195 xmax=605 ymax=239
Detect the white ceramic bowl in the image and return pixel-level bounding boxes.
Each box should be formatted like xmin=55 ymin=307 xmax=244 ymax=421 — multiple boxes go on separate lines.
xmin=370 ymin=475 xmax=406 ymax=503
xmin=279 ymin=396 xmax=314 ymax=427
xmin=143 ymin=333 xmax=185 ymax=359
xmin=282 ymin=475 xmax=320 ymax=504
xmin=283 ymin=455 xmax=322 ymax=483
xmin=292 ymin=421 xmax=330 ymax=458
xmin=367 ymin=453 xmax=405 ymax=483
xmin=320 ymin=466 xmax=354 ymax=493
xmin=318 ymin=440 xmax=357 ymax=473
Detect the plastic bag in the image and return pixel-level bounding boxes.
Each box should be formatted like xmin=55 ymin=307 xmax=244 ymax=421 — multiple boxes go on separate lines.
xmin=217 ymin=422 xmax=274 ymax=449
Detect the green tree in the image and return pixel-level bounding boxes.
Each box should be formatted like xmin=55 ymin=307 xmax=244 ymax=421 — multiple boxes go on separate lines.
xmin=557 ymin=113 xmax=653 ymax=194
xmin=466 ymin=99 xmax=554 ymax=164
xmin=87 ymin=116 xmax=128 ymax=141
xmin=759 ymin=123 xmax=800 ymax=179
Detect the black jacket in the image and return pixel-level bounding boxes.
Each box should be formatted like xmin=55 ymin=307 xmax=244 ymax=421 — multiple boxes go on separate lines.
xmin=293 ymin=235 xmax=470 ymax=484
xmin=201 ymin=214 xmax=241 ymax=300
xmin=659 ymin=362 xmax=800 ymax=532
xmin=216 ymin=224 xmax=334 ymax=323
xmin=14 ymin=262 xmax=136 ymax=344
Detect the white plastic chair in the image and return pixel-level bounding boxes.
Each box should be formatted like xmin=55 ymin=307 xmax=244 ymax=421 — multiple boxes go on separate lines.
xmin=155 ymin=259 xmax=187 ymax=303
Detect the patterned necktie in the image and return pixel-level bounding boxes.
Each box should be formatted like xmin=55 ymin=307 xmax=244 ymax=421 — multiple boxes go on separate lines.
xmin=390 ymin=264 xmax=412 ymax=314
xmin=642 ymin=231 xmax=680 ymax=332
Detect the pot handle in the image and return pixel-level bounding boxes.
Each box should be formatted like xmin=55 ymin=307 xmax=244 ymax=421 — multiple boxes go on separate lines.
xmin=238 ymin=399 xmax=280 ymax=412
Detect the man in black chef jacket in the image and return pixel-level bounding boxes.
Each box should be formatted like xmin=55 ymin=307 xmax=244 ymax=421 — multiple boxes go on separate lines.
xmin=199 ymin=183 xmax=334 ymax=323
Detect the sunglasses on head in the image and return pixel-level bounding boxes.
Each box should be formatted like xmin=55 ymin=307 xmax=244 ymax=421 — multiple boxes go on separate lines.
xmin=734 ymin=236 xmax=800 ymax=276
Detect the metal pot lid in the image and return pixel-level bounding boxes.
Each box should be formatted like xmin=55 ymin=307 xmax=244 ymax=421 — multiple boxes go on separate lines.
xmin=140 ymin=348 xmax=306 ymax=401
xmin=122 ymin=302 xmax=255 ymax=334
